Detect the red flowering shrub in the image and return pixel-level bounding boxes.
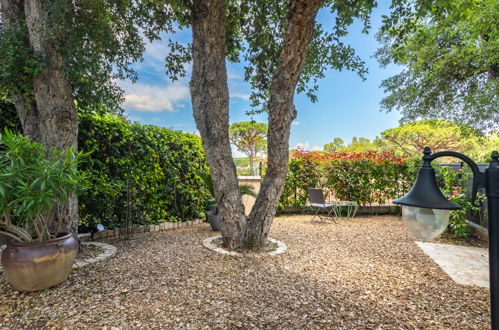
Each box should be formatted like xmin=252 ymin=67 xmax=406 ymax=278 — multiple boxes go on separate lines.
xmin=279 ymin=150 xmax=418 ymax=208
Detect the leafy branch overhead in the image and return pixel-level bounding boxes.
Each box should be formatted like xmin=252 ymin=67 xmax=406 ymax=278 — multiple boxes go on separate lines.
xmin=377 ymin=0 xmax=499 ymax=132
xmin=0 ymin=0 xmax=149 ymax=114
xmin=143 ymin=0 xmax=377 ymax=112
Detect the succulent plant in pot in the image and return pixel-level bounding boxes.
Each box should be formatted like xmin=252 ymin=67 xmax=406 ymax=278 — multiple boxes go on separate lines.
xmin=0 ymin=130 xmax=86 ymax=291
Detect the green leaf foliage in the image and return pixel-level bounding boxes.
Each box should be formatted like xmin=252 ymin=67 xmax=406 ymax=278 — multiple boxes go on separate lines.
xmin=279 ymin=157 xmax=322 ymax=208
xmin=0 ymin=0 xmax=146 ymax=114
xmin=380 ymin=120 xmax=477 ymax=157
xmin=279 ymin=150 xmax=419 ymax=208
xmin=435 ymin=165 xmax=485 ymax=238
xmin=0 ymin=130 xmax=86 ymax=241
xmin=141 ymin=0 xmax=377 ymax=111
xmin=229 ymin=121 xmax=267 ymax=174
xmin=77 ymin=114 xmax=210 ymax=231
xmin=377 ymin=0 xmax=499 ymax=132
xmin=0 ymin=101 xmax=22 ymax=132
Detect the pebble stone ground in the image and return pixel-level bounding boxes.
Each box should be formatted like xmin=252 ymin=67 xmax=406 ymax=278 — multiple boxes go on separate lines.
xmin=0 ymin=215 xmax=490 ymax=329
xmin=416 ymin=241 xmax=489 ymax=288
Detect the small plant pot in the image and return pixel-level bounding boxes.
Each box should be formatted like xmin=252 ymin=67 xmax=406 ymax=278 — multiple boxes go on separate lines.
xmin=1 ymin=233 xmax=78 ymax=292
xmin=206 ymin=210 xmax=221 ymax=231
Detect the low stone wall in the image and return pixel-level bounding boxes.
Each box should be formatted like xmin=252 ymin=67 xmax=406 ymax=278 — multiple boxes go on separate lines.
xmin=279 ymin=204 xmax=400 ymax=216
xmin=466 ymin=220 xmax=488 ymax=241
xmin=357 ymin=205 xmax=400 ymax=215
xmin=82 ymin=219 xmax=203 ymax=241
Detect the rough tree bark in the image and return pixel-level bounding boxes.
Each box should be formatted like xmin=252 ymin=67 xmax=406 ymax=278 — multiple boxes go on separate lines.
xmin=190 ymin=0 xmax=247 ymax=248
xmin=245 ymin=0 xmax=323 ymax=246
xmin=0 ymin=0 xmax=79 ymax=237
xmin=190 ymin=0 xmax=323 ymax=248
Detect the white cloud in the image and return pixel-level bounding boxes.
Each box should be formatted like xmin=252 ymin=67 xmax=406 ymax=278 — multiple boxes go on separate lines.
xmin=133 ymin=37 xmax=192 ymax=82
xmin=227 ymin=71 xmax=242 ymax=80
xmin=294 ymin=142 xmax=309 ymax=150
xmin=120 ymin=81 xmax=190 ymax=112
xmin=230 ymin=92 xmax=251 ymax=101
xmin=294 ymin=142 xmax=322 ymax=151
xmin=145 ymin=41 xmax=169 ymax=62
xmin=292 ymin=121 xmax=300 ymax=126
xmin=127 ymin=115 xmax=142 ymax=122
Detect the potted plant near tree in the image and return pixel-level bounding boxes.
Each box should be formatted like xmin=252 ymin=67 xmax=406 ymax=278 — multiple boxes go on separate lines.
xmin=201 ymin=173 xmax=257 ymax=231
xmin=0 ymin=130 xmax=85 ymax=292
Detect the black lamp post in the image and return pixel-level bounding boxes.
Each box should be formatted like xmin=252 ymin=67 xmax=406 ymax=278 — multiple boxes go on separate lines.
xmin=394 ymin=147 xmax=499 ymax=329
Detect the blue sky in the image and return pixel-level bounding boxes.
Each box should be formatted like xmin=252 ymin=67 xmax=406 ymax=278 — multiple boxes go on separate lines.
xmin=119 ymin=3 xmax=402 ymax=155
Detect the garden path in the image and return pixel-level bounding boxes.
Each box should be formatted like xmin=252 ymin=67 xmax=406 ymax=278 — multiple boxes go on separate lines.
xmin=416 ymin=242 xmax=489 ymax=288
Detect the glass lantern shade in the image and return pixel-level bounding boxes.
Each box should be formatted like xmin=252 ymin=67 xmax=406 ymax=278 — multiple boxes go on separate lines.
xmin=401 ymin=206 xmax=450 ymax=241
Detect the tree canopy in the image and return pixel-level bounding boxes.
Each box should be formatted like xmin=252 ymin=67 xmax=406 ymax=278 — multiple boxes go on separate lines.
xmin=323 ymin=120 xmax=498 ymax=161
xmin=229 ymin=121 xmax=267 ymax=175
xmin=0 ymin=0 xmax=146 ymax=114
xmin=146 ymin=0 xmax=377 ymax=113
xmin=377 ymin=0 xmax=499 ymax=132
xmin=323 ymin=137 xmax=345 ymax=152
xmin=380 ymin=120 xmax=474 ymax=157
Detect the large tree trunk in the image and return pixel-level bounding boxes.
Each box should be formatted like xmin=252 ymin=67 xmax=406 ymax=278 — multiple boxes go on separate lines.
xmin=190 ymin=0 xmax=322 ymax=248
xmin=190 ymin=0 xmax=247 ymax=248
xmin=246 ymin=0 xmax=323 ymax=246
xmin=0 ymin=0 xmax=79 ymax=237
xmin=24 ymin=0 xmax=79 ymax=237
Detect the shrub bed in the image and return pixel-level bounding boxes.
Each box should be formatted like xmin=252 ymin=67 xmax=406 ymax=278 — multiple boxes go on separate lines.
xmin=279 ymin=150 xmax=419 ymax=209
xmin=78 ymin=114 xmax=209 ymax=231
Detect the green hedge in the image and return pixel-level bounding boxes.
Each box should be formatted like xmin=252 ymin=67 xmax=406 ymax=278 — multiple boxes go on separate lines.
xmin=78 ymin=114 xmax=209 ymax=230
xmin=279 ymin=150 xmax=419 ymax=209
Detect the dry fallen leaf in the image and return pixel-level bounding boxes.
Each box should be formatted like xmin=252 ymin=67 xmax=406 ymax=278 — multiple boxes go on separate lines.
xmin=0 ymin=215 xmax=490 ymax=329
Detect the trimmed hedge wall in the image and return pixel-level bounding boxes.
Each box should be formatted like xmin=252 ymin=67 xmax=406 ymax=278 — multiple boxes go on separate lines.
xmin=78 ymin=114 xmax=209 ymax=231
xmin=279 ymin=150 xmax=419 ymax=209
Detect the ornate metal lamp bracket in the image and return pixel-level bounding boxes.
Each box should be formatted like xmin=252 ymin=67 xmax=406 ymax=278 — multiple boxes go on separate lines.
xmin=422 ymin=147 xmax=487 ymax=207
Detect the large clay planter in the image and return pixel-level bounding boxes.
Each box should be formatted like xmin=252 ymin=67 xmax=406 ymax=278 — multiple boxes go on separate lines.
xmin=1 ymin=233 xmax=78 ymax=292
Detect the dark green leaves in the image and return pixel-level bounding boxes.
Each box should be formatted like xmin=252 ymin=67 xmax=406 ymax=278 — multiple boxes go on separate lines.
xmin=0 ymin=129 xmax=86 ymax=241
xmin=77 ymin=114 xmax=210 ymax=230
xmin=377 ymin=0 xmax=499 ymax=132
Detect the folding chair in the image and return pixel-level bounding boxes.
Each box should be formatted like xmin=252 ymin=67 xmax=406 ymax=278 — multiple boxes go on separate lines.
xmin=307 ymin=188 xmax=337 ymax=223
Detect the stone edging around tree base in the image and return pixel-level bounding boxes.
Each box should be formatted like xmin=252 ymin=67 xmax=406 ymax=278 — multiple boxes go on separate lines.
xmin=73 ymin=241 xmax=117 ymax=269
xmin=202 ymin=235 xmax=287 ymax=257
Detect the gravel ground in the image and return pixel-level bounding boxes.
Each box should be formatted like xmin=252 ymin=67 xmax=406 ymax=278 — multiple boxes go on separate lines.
xmin=0 ymin=215 xmax=490 ymax=329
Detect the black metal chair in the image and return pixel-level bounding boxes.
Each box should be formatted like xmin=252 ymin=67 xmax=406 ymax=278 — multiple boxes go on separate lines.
xmin=307 ymin=188 xmax=337 ymax=223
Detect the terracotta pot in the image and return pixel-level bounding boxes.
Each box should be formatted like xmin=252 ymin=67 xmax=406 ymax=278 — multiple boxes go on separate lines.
xmin=1 ymin=233 xmax=78 ymax=292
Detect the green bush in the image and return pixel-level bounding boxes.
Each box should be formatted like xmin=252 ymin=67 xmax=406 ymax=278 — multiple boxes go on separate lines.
xmin=78 ymin=114 xmax=210 ymax=230
xmin=0 ymin=104 xmax=210 ymax=231
xmin=279 ymin=150 xmax=418 ymax=209
xmin=0 ymin=130 xmax=85 ymax=242
xmin=280 ymin=157 xmax=321 ymax=208
xmin=435 ymin=165 xmax=485 ymax=237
